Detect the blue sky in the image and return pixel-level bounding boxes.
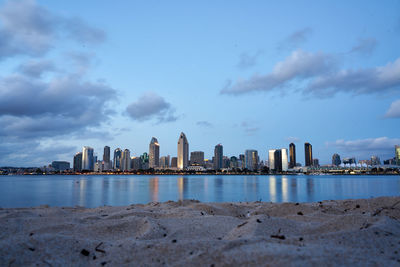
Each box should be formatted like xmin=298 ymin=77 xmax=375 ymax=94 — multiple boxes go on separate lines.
xmin=0 ymin=0 xmax=399 ymax=166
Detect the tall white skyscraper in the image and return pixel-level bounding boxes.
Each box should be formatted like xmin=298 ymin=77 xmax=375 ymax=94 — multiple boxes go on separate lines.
xmin=121 ymin=149 xmax=131 ymax=171
xmin=177 ymin=132 xmax=189 ymax=169
xmin=149 ymin=137 xmax=160 ymax=168
xmin=268 ymin=149 xmax=276 ymax=170
xmin=82 ymin=146 xmax=94 ymax=171
xmin=281 ymin=148 xmax=288 ymax=171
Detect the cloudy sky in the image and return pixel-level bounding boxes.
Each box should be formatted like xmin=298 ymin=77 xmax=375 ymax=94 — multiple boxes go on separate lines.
xmin=0 ymin=0 xmax=399 ymax=167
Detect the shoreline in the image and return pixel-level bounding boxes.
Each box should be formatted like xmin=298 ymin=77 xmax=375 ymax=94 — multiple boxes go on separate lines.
xmin=1 ymin=197 xmax=400 ymax=266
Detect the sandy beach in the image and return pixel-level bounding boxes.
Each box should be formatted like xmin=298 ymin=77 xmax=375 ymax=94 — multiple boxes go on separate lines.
xmin=1 ymin=197 xmax=400 ymax=266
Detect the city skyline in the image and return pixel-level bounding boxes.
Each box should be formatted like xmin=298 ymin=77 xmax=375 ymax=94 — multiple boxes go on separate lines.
xmin=0 ymin=0 xmax=399 ymax=167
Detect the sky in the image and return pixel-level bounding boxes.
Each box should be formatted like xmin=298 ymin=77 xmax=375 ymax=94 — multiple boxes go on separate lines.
xmin=0 ymin=0 xmax=399 ymax=167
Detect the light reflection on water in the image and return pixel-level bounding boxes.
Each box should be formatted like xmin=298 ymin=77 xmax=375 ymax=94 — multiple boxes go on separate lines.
xmin=0 ymin=175 xmax=399 ymax=208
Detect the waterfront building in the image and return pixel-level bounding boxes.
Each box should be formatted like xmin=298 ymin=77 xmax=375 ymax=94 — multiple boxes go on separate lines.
xmin=332 ymin=153 xmax=341 ymax=166
xmin=245 ymin=150 xmax=258 ymax=171
xmin=223 ymin=156 xmax=230 ymax=168
xmin=131 ymin=157 xmax=141 ymax=170
xmin=313 ymin=158 xmax=320 ymax=167
xmin=190 ymin=151 xmax=204 ymax=166
xmin=171 ymin=157 xmax=178 ymax=168
xmin=177 ymin=132 xmax=189 ymax=169
xmin=103 ymin=146 xmax=111 ymax=170
xmin=52 ymin=161 xmax=70 ymax=171
xmin=371 ymin=156 xmax=381 ymax=166
xmin=121 ymin=149 xmax=131 ymax=171
xmin=94 ymin=161 xmax=102 ymax=172
xmin=268 ymin=150 xmax=276 ymax=170
xmin=281 ymin=148 xmax=288 ymax=171
xmin=396 ymin=145 xmax=400 ymax=165
xmin=230 ymin=156 xmax=238 ymax=169
xmin=82 ymin=146 xmax=94 ymax=171
xmin=140 ymin=152 xmax=149 ymax=169
xmin=289 ymin=143 xmax=296 ymax=168
xmin=304 ymin=142 xmax=313 ymax=167
xmin=73 ymin=152 xmax=82 ymax=172
xmin=239 ymin=154 xmax=245 ymax=169
xmin=113 ymin=148 xmax=122 ymax=170
xmin=214 ymin=144 xmax=223 ymax=170
xmin=149 ymin=137 xmax=160 ymax=168
xmin=160 ymin=155 xmax=170 ymax=168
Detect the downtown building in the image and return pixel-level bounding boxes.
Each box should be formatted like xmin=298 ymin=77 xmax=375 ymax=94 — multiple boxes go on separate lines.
xmin=245 ymin=149 xmax=258 ymax=171
xmin=268 ymin=148 xmax=288 ymax=172
xmin=289 ymin=143 xmax=296 ymax=168
xmin=214 ymin=144 xmax=223 ymax=170
xmin=304 ymin=142 xmax=313 ymax=167
xmin=103 ymin=146 xmax=112 ymax=171
xmin=149 ymin=137 xmax=160 ymax=168
xmin=113 ymin=148 xmax=122 ymax=170
xmin=190 ymin=151 xmax=204 ymax=166
xmin=121 ymin=149 xmax=131 ymax=171
xmin=82 ymin=146 xmax=94 ymax=171
xmin=177 ymin=132 xmax=189 ymax=169
xmin=73 ymin=152 xmax=83 ymax=172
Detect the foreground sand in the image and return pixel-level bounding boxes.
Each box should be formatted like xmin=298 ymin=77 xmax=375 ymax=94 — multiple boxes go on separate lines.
xmin=1 ymin=197 xmax=400 ymax=266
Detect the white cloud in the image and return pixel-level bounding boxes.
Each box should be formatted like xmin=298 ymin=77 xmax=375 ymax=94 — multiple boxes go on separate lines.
xmin=385 ymin=99 xmax=400 ymax=118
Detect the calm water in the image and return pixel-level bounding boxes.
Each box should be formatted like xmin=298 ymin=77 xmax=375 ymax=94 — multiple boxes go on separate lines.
xmin=0 ymin=175 xmax=399 ymax=208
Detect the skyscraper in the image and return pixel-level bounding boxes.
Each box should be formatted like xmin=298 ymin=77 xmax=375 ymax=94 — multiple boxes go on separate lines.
xmin=149 ymin=137 xmax=160 ymax=168
xmin=73 ymin=152 xmax=82 ymax=172
xmin=171 ymin=157 xmax=178 ymax=168
xmin=214 ymin=144 xmax=223 ymax=170
xmin=113 ymin=148 xmax=122 ymax=170
xmin=281 ymin=148 xmax=288 ymax=171
xmin=332 ymin=153 xmax=341 ymax=166
xmin=177 ymin=132 xmax=189 ymax=169
xmin=82 ymin=146 xmax=94 ymax=171
xmin=190 ymin=151 xmax=204 ymax=166
xmin=396 ymin=145 xmax=400 ymax=165
xmin=304 ymin=142 xmax=313 ymax=167
xmin=160 ymin=155 xmax=170 ymax=168
xmin=268 ymin=149 xmax=276 ymax=170
xmin=121 ymin=149 xmax=131 ymax=171
xmin=103 ymin=146 xmax=111 ymax=170
xmin=289 ymin=143 xmax=296 ymax=168
xmin=245 ymin=149 xmax=258 ymax=171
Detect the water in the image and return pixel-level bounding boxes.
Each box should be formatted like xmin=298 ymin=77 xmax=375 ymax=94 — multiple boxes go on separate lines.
xmin=0 ymin=175 xmax=399 ymax=208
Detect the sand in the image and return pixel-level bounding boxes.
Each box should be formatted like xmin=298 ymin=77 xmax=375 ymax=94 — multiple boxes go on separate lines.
xmin=1 ymin=197 xmax=400 ymax=266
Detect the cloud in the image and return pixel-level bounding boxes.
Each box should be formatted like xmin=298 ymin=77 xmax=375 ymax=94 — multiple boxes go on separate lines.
xmin=278 ymin=28 xmax=313 ymax=50
xmin=126 ymin=92 xmax=178 ymax=123
xmin=196 ymin=121 xmax=213 ymax=128
xmin=241 ymin=121 xmax=260 ymax=135
xmin=237 ymin=51 xmax=262 ymax=69
xmin=327 ymin=137 xmax=400 ymax=159
xmin=17 ymin=59 xmax=56 ymax=77
xmin=385 ymin=99 xmax=400 ymax=118
xmin=349 ymin=38 xmax=377 ymax=56
xmin=285 ymin=137 xmax=300 ymax=143
xmin=222 ymin=49 xmax=334 ymax=95
xmin=0 ymin=0 xmax=105 ymax=60
xmin=222 ymin=49 xmax=400 ymax=97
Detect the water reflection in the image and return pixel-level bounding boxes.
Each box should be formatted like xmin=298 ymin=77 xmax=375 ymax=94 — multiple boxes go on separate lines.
xmin=0 ymin=175 xmax=399 ymax=208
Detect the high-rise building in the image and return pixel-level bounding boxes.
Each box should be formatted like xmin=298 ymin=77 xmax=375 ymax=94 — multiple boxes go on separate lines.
xmin=103 ymin=146 xmax=111 ymax=170
xmin=313 ymin=158 xmax=320 ymax=167
xmin=190 ymin=151 xmax=204 ymax=166
xmin=121 ymin=149 xmax=131 ymax=171
xmin=177 ymin=132 xmax=189 ymax=169
xmin=239 ymin=154 xmax=245 ymax=169
xmin=171 ymin=157 xmax=178 ymax=168
xmin=82 ymin=146 xmax=94 ymax=171
xmin=131 ymin=157 xmax=141 ymax=170
xmin=149 ymin=137 xmax=160 ymax=168
xmin=332 ymin=153 xmax=341 ymax=166
xmin=289 ymin=143 xmax=296 ymax=168
xmin=396 ymin=145 xmax=400 ymax=165
xmin=140 ymin=152 xmax=149 ymax=169
xmin=230 ymin=156 xmax=238 ymax=169
xmin=113 ymin=148 xmax=122 ymax=170
xmin=304 ymin=142 xmax=313 ymax=167
xmin=245 ymin=150 xmax=258 ymax=171
xmin=281 ymin=148 xmax=288 ymax=171
xmin=214 ymin=144 xmax=223 ymax=170
xmin=73 ymin=152 xmax=82 ymax=172
xmin=160 ymin=156 xmax=170 ymax=168
xmin=268 ymin=149 xmax=276 ymax=170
